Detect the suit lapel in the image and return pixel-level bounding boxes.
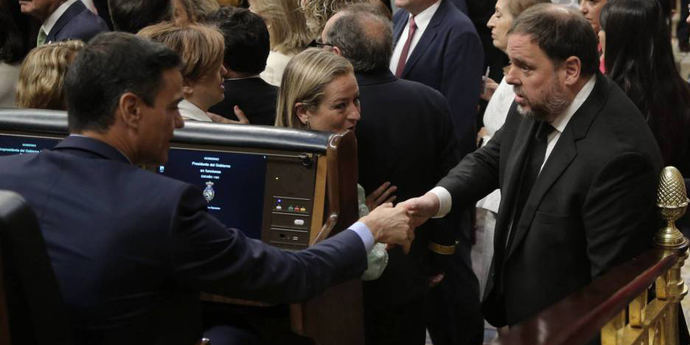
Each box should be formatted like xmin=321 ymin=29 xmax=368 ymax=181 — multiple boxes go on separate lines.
xmin=400 ymin=1 xmax=447 ymax=78
xmin=46 ymin=1 xmax=83 ymax=42
xmin=504 ymin=74 xmax=608 ymax=260
xmin=393 ymin=13 xmax=407 ymax=46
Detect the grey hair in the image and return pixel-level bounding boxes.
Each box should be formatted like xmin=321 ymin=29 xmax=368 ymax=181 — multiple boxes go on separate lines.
xmin=324 ymin=4 xmax=392 ymax=73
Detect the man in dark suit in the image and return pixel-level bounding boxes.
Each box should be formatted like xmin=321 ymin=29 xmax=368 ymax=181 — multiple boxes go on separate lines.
xmin=323 ymin=6 xmax=482 ymax=345
xmin=0 ymin=32 xmax=414 ymax=345
xmin=402 ymin=4 xmax=663 ymax=327
xmin=207 ymin=7 xmax=277 ymax=126
xmin=20 ymin=0 xmax=108 ymax=45
xmin=391 ymin=0 xmax=483 ymax=158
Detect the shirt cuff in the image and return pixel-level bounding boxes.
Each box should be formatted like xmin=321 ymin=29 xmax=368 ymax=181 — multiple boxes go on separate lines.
xmin=430 ymin=186 xmax=452 ymax=218
xmin=348 ymin=221 xmax=375 ymax=253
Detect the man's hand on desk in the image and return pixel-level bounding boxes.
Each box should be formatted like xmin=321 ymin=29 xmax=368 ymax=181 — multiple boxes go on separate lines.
xmin=399 ymin=192 xmax=440 ymax=228
xmin=361 ymin=203 xmax=414 ymax=253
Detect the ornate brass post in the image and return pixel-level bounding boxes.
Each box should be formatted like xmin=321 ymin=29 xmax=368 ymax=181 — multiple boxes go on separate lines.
xmin=600 ymin=167 xmax=689 ymax=345
xmin=655 ymin=166 xmax=689 ymax=345
xmin=655 ymin=166 xmax=689 ymax=249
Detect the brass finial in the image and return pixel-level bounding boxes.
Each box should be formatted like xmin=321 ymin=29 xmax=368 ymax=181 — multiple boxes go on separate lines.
xmin=655 ymin=166 xmax=689 ymax=248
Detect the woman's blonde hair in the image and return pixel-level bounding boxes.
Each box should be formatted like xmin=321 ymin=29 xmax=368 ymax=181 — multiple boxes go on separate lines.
xmin=300 ymin=0 xmax=367 ymax=38
xmin=137 ymin=22 xmax=224 ymax=82
xmin=16 ymin=40 xmax=85 ymax=110
xmin=275 ymin=48 xmax=353 ymax=129
xmin=251 ymin=0 xmax=311 ymax=54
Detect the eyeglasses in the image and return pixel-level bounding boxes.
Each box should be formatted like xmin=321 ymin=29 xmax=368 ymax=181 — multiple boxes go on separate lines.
xmin=310 ymin=39 xmax=334 ymax=49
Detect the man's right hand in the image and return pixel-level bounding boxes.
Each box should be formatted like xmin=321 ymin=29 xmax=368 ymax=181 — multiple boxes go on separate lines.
xmin=398 ymin=192 xmax=440 ymax=228
xmin=361 ymin=203 xmax=414 ymax=253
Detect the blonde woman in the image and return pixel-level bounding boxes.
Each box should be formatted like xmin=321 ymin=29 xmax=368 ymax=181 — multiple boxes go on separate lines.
xmin=16 ymin=40 xmax=84 ymax=110
xmin=249 ymin=0 xmax=311 ymax=86
xmin=276 ymin=49 xmax=396 ymax=280
xmin=138 ymin=23 xmax=246 ymax=124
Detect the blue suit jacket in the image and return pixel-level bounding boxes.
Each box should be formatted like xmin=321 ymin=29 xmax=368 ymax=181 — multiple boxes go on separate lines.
xmin=0 ymin=136 xmax=366 ymax=345
xmin=393 ymin=0 xmax=484 ymax=157
xmin=46 ymin=0 xmax=109 ymax=43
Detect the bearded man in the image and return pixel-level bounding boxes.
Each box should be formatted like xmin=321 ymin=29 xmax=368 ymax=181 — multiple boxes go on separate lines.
xmin=401 ymin=3 xmax=663 ymax=327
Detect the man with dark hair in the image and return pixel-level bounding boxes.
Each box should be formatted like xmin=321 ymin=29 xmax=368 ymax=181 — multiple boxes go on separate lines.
xmin=207 ymin=7 xmax=277 ymax=125
xmin=402 ymin=3 xmax=663 ymax=327
xmin=20 ymin=0 xmax=109 ymax=45
xmin=391 ymin=0 xmax=483 ymax=160
xmin=107 ymin=0 xmax=172 ymax=33
xmin=323 ymin=6 xmax=481 ymax=345
xmin=0 ymin=31 xmax=414 ymax=345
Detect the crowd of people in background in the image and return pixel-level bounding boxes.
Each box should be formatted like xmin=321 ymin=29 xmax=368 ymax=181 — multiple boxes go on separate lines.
xmin=0 ymin=0 xmax=689 ymax=344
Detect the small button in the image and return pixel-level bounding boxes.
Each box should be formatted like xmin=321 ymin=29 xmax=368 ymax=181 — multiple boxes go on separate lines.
xmin=294 ymin=219 xmax=305 ymax=226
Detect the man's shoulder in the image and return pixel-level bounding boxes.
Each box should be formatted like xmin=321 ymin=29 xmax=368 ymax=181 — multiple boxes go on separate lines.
xmin=436 ymin=0 xmax=477 ymax=33
xmin=56 ymin=2 xmax=109 ymax=41
xmin=360 ymin=75 xmax=447 ymax=108
xmin=575 ymin=76 xmax=661 ymax=164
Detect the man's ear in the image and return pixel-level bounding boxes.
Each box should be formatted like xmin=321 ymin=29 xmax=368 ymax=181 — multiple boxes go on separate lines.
xmin=332 ymin=46 xmax=342 ymax=56
xmin=118 ymin=92 xmax=142 ymax=129
xmin=295 ymin=102 xmax=310 ymax=125
xmin=562 ymin=56 xmax=582 ymax=86
xmin=182 ymin=78 xmax=194 ymax=97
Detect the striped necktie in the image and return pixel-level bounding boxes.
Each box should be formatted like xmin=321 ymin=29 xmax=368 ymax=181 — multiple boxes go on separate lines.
xmin=36 ymin=29 xmax=48 ymax=46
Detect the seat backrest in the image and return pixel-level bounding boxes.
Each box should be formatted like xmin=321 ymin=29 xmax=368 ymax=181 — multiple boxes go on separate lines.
xmin=0 ymin=190 xmax=73 ymax=345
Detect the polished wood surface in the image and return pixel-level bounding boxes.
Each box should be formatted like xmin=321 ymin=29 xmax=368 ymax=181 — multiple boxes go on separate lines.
xmin=492 ymin=247 xmax=682 ymax=345
xmin=291 ymin=130 xmax=364 ymax=345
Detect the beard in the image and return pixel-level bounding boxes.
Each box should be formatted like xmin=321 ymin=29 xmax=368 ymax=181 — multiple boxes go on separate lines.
xmin=515 ymin=78 xmax=571 ymax=122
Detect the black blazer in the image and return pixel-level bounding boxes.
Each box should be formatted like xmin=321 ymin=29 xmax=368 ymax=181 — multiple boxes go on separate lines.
xmin=45 ymin=0 xmax=109 ymax=43
xmin=393 ymin=0 xmax=484 ymax=157
xmin=209 ymin=77 xmax=278 ymax=126
xmin=355 ymin=69 xmax=461 ymax=303
xmin=438 ymin=74 xmax=663 ymax=325
xmin=0 ymin=135 xmax=366 ymax=345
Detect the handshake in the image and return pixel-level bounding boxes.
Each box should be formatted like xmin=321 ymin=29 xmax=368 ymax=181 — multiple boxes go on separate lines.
xmin=360 ymin=192 xmax=441 ymax=253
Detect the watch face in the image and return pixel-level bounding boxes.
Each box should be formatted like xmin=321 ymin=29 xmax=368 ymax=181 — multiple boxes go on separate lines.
xmin=203 ymin=181 xmax=215 ymax=202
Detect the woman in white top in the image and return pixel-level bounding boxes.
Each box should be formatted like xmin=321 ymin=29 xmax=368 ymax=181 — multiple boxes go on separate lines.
xmin=248 ymin=0 xmax=311 ymax=87
xmin=138 ymin=22 xmax=246 ymax=124
xmin=472 ymin=0 xmax=549 ymax=297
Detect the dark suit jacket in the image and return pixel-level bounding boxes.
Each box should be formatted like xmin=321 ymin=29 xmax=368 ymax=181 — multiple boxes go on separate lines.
xmin=393 ymin=0 xmax=484 ymax=157
xmin=45 ymin=0 xmax=109 ymax=43
xmin=356 ymin=69 xmax=460 ymax=304
xmin=0 ymin=135 xmax=366 ymax=345
xmin=209 ymin=77 xmax=278 ymax=126
xmin=437 ymin=74 xmax=663 ymax=325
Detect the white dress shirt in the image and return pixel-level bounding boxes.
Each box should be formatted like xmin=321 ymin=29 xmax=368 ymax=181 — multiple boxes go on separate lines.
xmin=431 ymin=75 xmax=597 ymax=218
xmin=389 ymin=1 xmax=441 ymax=74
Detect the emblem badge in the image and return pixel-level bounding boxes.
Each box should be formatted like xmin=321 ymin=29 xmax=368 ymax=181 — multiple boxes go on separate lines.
xmin=203 ymin=181 xmax=215 ymax=202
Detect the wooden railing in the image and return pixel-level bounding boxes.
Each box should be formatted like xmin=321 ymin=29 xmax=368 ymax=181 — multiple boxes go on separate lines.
xmin=493 ymin=167 xmax=689 ymax=345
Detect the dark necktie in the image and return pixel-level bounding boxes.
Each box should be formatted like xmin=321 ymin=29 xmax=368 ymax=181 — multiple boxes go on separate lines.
xmin=395 ymin=16 xmax=417 ymax=78
xmin=505 ymin=121 xmax=554 ymax=248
